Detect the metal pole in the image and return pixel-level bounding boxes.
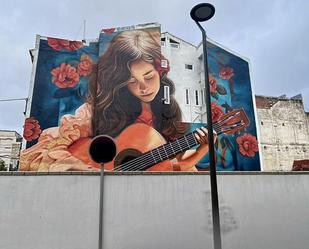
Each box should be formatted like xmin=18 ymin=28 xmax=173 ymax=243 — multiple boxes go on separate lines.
xmin=195 ymin=21 xmax=222 ymax=249
xmin=98 ymin=163 xmax=104 ymax=249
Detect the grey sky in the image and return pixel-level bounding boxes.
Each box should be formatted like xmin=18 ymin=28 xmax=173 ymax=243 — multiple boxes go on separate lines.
xmin=1 ymin=0 xmax=308 ymax=135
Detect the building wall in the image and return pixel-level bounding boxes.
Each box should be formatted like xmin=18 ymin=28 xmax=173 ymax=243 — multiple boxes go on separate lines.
xmin=256 ymin=96 xmax=309 ymax=171
xmin=160 ymin=32 xmax=309 ymax=171
xmin=0 ymin=130 xmax=22 ymax=170
xmin=161 ymin=32 xmax=261 ymax=171
xmin=161 ymin=33 xmax=202 ymax=122
xmin=0 ymin=172 xmax=308 ymax=249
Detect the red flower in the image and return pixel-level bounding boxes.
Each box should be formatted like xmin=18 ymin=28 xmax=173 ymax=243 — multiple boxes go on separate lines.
xmin=48 ymin=38 xmax=70 ymax=51
xmin=211 ymin=102 xmax=224 ymax=122
xmin=23 ymin=118 xmax=42 ymax=141
xmin=209 ymin=75 xmax=217 ymax=93
xmin=219 ymin=67 xmax=234 ymax=80
xmin=77 ymin=54 xmax=93 ymax=76
xmin=67 ymin=41 xmax=83 ymax=51
xmin=236 ymin=133 xmax=259 ymax=157
xmin=47 ymin=38 xmax=83 ymax=51
xmin=154 ymin=57 xmax=170 ymax=77
xmin=101 ymin=28 xmax=116 ymax=34
xmin=51 ymin=63 xmax=80 ymax=88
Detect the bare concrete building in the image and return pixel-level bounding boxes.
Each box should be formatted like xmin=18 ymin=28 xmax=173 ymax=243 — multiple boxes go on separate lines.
xmin=255 ymin=95 xmax=309 ymax=171
xmin=161 ymin=32 xmax=205 ymax=123
xmin=0 ymin=130 xmax=22 ymax=171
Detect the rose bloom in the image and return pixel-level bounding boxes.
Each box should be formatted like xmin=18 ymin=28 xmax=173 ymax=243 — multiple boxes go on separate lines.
xmin=67 ymin=41 xmax=83 ymax=51
xmin=236 ymin=133 xmax=259 ymax=157
xmin=101 ymin=28 xmax=116 ymax=34
xmin=51 ymin=63 xmax=80 ymax=88
xmin=77 ymin=54 xmax=93 ymax=76
xmin=47 ymin=38 xmax=70 ymax=51
xmin=209 ymin=75 xmax=217 ymax=93
xmin=23 ymin=117 xmax=42 ymax=141
xmin=47 ymin=38 xmax=83 ymax=51
xmin=211 ymin=101 xmax=224 ymax=122
xmin=219 ymin=67 xmax=234 ymax=80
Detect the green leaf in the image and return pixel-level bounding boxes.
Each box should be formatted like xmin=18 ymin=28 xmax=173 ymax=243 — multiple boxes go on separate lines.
xmin=217 ymin=84 xmax=227 ymax=95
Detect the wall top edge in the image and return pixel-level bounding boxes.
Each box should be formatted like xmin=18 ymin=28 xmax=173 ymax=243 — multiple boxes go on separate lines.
xmin=1 ymin=171 xmax=309 ymax=176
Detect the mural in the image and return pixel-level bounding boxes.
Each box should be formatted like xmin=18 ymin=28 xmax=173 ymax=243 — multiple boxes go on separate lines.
xmin=20 ymin=23 xmax=260 ymax=172
xmin=193 ymin=42 xmax=260 ymax=171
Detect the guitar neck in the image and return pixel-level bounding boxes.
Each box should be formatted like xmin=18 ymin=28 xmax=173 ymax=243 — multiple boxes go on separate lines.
xmin=118 ymin=123 xmax=221 ymax=171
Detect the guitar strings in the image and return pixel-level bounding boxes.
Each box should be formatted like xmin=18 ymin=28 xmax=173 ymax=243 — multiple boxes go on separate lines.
xmin=113 ymin=132 xmax=197 ymax=172
xmin=111 ymin=119 xmax=242 ymax=171
xmin=112 ymin=122 xmax=225 ymax=171
xmin=115 ymin=133 xmax=198 ymax=171
xmin=121 ymin=128 xmax=227 ymax=172
xmin=112 ymin=133 xmax=197 ymax=172
xmin=113 ymin=126 xmax=225 ymax=172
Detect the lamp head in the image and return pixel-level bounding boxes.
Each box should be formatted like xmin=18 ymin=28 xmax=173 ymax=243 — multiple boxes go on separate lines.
xmin=190 ymin=3 xmax=215 ymax=22
xmin=89 ymin=135 xmax=117 ymax=163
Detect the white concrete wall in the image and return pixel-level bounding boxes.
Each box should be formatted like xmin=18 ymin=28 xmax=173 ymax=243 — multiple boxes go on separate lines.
xmin=161 ymin=33 xmax=204 ymax=122
xmin=256 ymin=98 xmax=309 ymax=170
xmin=0 ymin=131 xmax=21 ymax=170
xmin=1 ymin=172 xmax=308 ymax=249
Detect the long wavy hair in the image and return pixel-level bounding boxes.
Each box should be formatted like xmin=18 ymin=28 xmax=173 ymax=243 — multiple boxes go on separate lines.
xmin=88 ymin=29 xmax=188 ymax=140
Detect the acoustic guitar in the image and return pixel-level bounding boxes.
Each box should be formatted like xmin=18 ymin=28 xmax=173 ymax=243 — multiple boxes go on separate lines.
xmin=68 ymin=109 xmax=249 ymax=171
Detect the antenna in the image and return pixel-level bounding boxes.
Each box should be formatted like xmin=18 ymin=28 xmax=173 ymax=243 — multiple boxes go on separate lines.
xmin=82 ymin=20 xmax=86 ymax=43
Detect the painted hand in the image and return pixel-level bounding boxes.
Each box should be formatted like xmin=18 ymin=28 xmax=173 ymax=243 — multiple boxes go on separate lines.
xmin=194 ymin=127 xmax=217 ymax=145
xmin=172 ymin=127 xmax=217 ymax=171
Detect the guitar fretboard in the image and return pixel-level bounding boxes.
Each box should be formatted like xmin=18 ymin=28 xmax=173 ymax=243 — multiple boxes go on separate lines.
xmin=118 ymin=125 xmax=221 ymax=171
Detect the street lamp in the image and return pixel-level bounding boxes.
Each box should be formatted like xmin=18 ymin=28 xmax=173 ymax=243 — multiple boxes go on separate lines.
xmin=190 ymin=3 xmax=222 ymax=249
xmin=89 ymin=135 xmax=117 ymax=249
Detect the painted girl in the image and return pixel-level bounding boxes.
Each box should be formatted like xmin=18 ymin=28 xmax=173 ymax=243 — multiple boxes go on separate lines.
xmin=20 ymin=29 xmax=213 ymax=171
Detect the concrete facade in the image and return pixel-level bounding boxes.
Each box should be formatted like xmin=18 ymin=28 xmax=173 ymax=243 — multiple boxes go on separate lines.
xmin=0 ymin=130 xmax=22 ymax=171
xmin=0 ymin=172 xmax=308 ymax=249
xmin=256 ymin=95 xmax=309 ymax=171
xmin=161 ymin=32 xmax=206 ymax=123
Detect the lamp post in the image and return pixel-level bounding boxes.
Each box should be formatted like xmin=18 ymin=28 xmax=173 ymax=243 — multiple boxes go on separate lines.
xmin=89 ymin=135 xmax=117 ymax=249
xmin=190 ymin=3 xmax=222 ymax=249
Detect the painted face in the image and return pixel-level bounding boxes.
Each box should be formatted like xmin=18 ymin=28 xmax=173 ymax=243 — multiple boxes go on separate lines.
xmin=127 ymin=59 xmax=160 ymax=103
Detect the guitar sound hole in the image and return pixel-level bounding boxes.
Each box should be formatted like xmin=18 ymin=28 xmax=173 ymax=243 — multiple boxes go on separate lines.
xmin=119 ymin=156 xmax=138 ymax=171
xmin=114 ymin=149 xmax=142 ymax=171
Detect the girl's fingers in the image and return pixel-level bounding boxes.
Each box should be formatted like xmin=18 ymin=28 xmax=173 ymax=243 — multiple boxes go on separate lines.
xmin=201 ymin=127 xmax=208 ymax=136
xmin=196 ymin=128 xmax=205 ymax=137
xmin=195 ymin=128 xmax=208 ymax=144
xmin=195 ymin=127 xmax=218 ymax=145
xmin=194 ymin=133 xmax=201 ymax=142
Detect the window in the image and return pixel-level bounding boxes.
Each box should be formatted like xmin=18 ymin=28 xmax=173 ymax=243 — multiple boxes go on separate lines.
xmin=185 ymin=64 xmax=193 ymax=70
xmin=170 ymin=43 xmax=179 ymax=49
xmin=170 ymin=38 xmax=180 ymax=49
xmin=161 ymin=59 xmax=168 ymax=68
xmin=185 ymin=89 xmax=190 ymax=105
xmin=163 ymin=86 xmax=170 ymax=104
xmin=160 ymin=38 xmax=165 ymax=47
xmin=200 ymin=89 xmax=206 ymax=105
xmin=195 ymin=90 xmax=199 ymax=106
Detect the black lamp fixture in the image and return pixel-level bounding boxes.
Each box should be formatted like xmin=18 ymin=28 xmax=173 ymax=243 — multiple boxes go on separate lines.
xmin=190 ymin=3 xmax=222 ymax=249
xmin=89 ymin=135 xmax=117 ymax=249
xmin=190 ymin=3 xmax=215 ymax=22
